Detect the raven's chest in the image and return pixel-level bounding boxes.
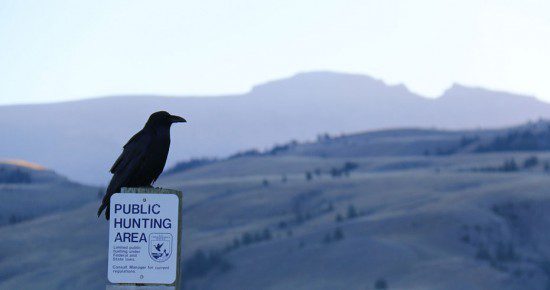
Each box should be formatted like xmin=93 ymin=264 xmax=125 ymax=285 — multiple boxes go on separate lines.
xmin=148 ymin=132 xmax=171 ymax=166
xmin=136 ymin=132 xmax=171 ymax=183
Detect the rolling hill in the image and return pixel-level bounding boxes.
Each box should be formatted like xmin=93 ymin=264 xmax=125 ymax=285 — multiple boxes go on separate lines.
xmin=1 ymin=125 xmax=550 ymax=289
xmin=0 ymin=161 xmax=98 ymax=226
xmin=164 ymin=119 xmax=550 ymax=176
xmin=260 ymin=119 xmax=550 ymax=158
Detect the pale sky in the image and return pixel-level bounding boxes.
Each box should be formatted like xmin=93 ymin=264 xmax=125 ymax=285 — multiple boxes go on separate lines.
xmin=0 ymin=0 xmax=549 ymax=105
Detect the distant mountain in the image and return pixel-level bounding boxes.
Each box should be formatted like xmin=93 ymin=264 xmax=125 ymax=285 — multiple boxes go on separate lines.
xmin=1 ymin=71 xmax=549 ymax=184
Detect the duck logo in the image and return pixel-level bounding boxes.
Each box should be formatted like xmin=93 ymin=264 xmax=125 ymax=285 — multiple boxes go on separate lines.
xmin=148 ymin=233 xmax=173 ymax=262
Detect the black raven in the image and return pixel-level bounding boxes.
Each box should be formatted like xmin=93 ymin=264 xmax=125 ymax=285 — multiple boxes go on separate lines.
xmin=97 ymin=111 xmax=186 ymax=220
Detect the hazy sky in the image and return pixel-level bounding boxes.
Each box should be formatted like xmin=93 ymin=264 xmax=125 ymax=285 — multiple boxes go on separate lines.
xmin=1 ymin=0 xmax=549 ymax=105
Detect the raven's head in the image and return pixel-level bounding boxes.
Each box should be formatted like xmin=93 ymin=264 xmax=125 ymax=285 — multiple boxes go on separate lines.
xmin=147 ymin=111 xmax=186 ymax=127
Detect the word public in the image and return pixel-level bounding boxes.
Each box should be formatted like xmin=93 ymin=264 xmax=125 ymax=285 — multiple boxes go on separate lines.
xmin=112 ymin=203 xmax=172 ymax=243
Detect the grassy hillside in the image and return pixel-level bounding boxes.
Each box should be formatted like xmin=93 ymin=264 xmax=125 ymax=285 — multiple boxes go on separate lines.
xmin=1 ymin=151 xmax=550 ymax=289
xmin=0 ymin=161 xmax=99 ymax=226
xmin=187 ymin=119 xmax=550 ymax=161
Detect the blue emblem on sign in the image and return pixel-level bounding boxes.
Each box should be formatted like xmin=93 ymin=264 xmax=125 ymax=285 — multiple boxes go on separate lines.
xmin=148 ymin=233 xmax=173 ymax=262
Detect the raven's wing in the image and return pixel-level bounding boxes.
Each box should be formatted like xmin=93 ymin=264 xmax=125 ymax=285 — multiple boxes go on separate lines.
xmin=110 ymin=131 xmax=150 ymax=174
xmin=98 ymin=130 xmax=153 ymax=219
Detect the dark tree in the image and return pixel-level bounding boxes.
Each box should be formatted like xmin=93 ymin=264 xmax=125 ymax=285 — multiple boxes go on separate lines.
xmin=0 ymin=168 xmax=31 ymax=184
xmin=164 ymin=158 xmax=216 ymax=175
xmin=314 ymin=168 xmax=322 ymax=176
xmin=343 ymin=161 xmax=359 ymax=172
xmin=476 ymin=245 xmax=491 ymax=261
xmin=229 ymin=149 xmax=261 ymax=159
xmin=330 ymin=168 xmax=341 ymax=177
xmin=184 ymin=250 xmax=208 ymax=278
xmin=374 ymin=278 xmax=388 ymax=289
xmin=253 ymin=232 xmax=262 ymax=242
xmin=232 ymin=238 xmax=240 ymax=249
xmin=333 ymin=228 xmax=344 ymax=241
xmin=323 ymin=233 xmax=332 ymax=244
xmin=347 ymin=205 xmax=358 ymax=219
xmin=501 ymin=159 xmax=518 ymax=172
xmin=182 ymin=249 xmax=232 ymax=280
xmin=242 ymin=232 xmax=253 ymax=245
xmin=262 ymin=228 xmax=272 ymax=240
xmin=8 ymin=214 xmax=19 ymax=225
xmin=523 ymin=156 xmax=539 ymax=169
xmin=317 ymin=133 xmax=331 ymax=142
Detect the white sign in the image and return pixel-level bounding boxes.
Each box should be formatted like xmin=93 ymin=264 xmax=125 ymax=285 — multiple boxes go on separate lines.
xmin=108 ymin=193 xmax=179 ymax=284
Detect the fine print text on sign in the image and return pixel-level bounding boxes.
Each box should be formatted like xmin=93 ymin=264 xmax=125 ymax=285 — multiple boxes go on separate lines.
xmin=108 ymin=193 xmax=179 ymax=284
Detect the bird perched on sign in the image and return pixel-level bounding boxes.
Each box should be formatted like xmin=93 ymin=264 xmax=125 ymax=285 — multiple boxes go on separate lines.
xmin=97 ymin=111 xmax=186 ymax=220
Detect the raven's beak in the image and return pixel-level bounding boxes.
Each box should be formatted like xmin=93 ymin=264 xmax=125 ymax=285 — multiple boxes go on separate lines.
xmin=170 ymin=115 xmax=187 ymax=123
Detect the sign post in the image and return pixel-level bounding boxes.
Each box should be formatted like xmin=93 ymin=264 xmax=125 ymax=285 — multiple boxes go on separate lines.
xmin=106 ymin=187 xmax=182 ymax=290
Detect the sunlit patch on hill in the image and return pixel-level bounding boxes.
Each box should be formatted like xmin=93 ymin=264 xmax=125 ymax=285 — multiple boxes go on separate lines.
xmin=0 ymin=159 xmax=46 ymax=170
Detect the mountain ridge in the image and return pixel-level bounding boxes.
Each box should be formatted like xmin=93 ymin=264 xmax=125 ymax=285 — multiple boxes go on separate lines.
xmin=1 ymin=71 xmax=549 ymax=184
xmin=2 ymin=72 xmax=546 ymax=107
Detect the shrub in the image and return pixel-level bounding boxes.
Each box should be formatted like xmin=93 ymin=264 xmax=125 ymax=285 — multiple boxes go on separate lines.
xmin=523 ymin=156 xmax=539 ymax=168
xmin=374 ymin=278 xmax=388 ymax=289
xmin=0 ymin=168 xmax=31 ymax=184
xmin=8 ymin=214 xmax=19 ymax=225
xmin=262 ymin=229 xmax=272 ymax=240
xmin=502 ymin=159 xmax=519 ymax=172
xmin=343 ymin=161 xmax=359 ymax=172
xmin=182 ymin=249 xmax=232 ymax=280
xmin=347 ymin=205 xmax=358 ymax=219
xmin=333 ymin=228 xmax=344 ymax=241
xmin=476 ymin=246 xmax=491 ymax=261
xmin=242 ymin=232 xmax=253 ymax=245
xmin=164 ymin=158 xmax=216 ymax=174
xmin=323 ymin=233 xmax=332 ymax=244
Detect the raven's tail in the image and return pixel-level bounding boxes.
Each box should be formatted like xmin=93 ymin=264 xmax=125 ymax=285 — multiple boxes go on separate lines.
xmin=98 ymin=187 xmax=114 ymax=220
xmin=97 ymin=204 xmax=104 ymax=217
xmin=97 ymin=195 xmax=110 ymax=220
xmin=98 ymin=175 xmax=124 ymax=220
xmin=97 ymin=201 xmax=108 ymax=220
